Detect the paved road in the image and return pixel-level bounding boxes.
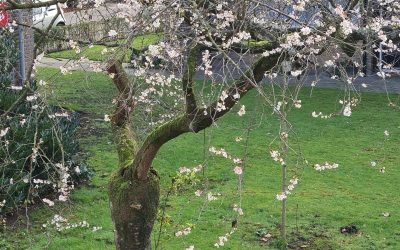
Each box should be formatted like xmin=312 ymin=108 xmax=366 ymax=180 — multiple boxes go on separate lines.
xmin=38 ymin=57 xmax=400 ymax=94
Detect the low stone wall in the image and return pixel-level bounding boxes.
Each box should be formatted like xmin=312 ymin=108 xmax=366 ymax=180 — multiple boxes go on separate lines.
xmin=41 ymin=18 xmax=130 ymax=52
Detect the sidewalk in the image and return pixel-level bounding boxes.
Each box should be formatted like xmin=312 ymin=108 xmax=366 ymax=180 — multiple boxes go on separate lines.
xmin=38 ymin=57 xmax=400 ymax=94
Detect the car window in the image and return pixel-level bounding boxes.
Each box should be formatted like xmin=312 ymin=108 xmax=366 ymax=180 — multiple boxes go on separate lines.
xmin=47 ymin=5 xmax=57 ymax=11
xmin=32 ymin=7 xmax=42 ymax=15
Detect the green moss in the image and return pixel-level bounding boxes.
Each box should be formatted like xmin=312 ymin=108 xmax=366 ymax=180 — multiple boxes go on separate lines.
xmin=146 ymin=115 xmax=188 ymax=141
xmin=113 ymin=125 xmax=138 ymax=169
xmin=108 ymin=171 xmax=131 ymax=203
xmin=108 ymin=170 xmax=160 ymax=249
xmin=247 ymin=39 xmax=270 ymax=47
xmin=109 ymin=170 xmax=160 ymax=203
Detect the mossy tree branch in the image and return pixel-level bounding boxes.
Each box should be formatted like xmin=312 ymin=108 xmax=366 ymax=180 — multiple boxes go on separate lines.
xmin=107 ymin=60 xmax=139 ymax=177
xmin=133 ymin=51 xmax=282 ymax=180
xmin=133 ymin=115 xmax=190 ymax=180
xmin=107 ymin=60 xmax=134 ymax=128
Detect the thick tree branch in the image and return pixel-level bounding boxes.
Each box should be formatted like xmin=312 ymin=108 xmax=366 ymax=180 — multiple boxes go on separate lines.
xmin=133 ymin=52 xmax=282 ymax=180
xmin=107 ymin=60 xmax=134 ymax=127
xmin=133 ymin=115 xmax=190 ymax=180
xmin=108 ymin=60 xmax=139 ymax=176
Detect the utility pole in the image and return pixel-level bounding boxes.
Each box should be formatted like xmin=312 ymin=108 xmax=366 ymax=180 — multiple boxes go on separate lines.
xmin=17 ymin=9 xmax=26 ymax=86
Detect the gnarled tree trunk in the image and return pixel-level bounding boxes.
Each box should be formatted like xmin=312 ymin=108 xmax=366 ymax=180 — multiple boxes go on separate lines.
xmin=109 ymin=168 xmax=160 ymax=250
xmin=106 ymin=44 xmax=281 ymax=249
xmin=106 ymin=61 xmax=161 ymax=250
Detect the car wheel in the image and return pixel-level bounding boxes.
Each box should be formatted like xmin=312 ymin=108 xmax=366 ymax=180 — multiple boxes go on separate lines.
xmin=66 ymin=0 xmax=78 ymax=8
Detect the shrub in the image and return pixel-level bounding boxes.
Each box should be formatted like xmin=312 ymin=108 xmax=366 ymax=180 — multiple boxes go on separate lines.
xmin=0 ymin=84 xmax=93 ymax=216
xmin=0 ymin=26 xmax=92 ymax=216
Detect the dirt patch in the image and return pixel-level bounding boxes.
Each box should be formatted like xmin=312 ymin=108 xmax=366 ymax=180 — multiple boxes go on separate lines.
xmin=340 ymin=225 xmax=359 ymax=235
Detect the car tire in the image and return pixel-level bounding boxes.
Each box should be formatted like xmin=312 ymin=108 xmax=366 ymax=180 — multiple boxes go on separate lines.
xmin=66 ymin=0 xmax=78 ymax=8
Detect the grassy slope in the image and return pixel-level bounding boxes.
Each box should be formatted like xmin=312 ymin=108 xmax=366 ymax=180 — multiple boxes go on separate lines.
xmin=3 ymin=68 xmax=400 ymax=249
xmin=48 ymin=33 xmax=163 ymax=62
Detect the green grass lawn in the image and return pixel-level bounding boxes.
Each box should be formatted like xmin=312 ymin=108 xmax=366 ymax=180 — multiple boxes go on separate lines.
xmin=48 ymin=33 xmax=163 ymax=62
xmin=3 ymin=68 xmax=400 ymax=249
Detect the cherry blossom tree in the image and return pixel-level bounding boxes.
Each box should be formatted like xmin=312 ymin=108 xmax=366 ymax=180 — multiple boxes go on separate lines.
xmin=3 ymin=0 xmax=400 ymax=249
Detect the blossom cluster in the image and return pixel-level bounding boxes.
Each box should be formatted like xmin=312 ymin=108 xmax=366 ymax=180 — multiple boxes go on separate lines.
xmin=214 ymin=229 xmax=236 ymax=248
xmin=276 ymin=177 xmax=299 ymax=201
xmin=42 ymin=214 xmax=100 ymax=233
xmin=339 ymin=98 xmax=359 ymax=117
xmin=314 ymin=162 xmax=339 ymax=171
xmin=179 ymin=165 xmax=202 ymax=174
xmin=270 ymin=150 xmax=285 ymax=166
xmin=209 ymin=147 xmax=243 ymax=175
xmin=175 ymin=227 xmax=192 ymax=237
xmin=311 ymin=111 xmax=333 ymax=119
xmin=207 ymin=192 xmax=221 ymax=201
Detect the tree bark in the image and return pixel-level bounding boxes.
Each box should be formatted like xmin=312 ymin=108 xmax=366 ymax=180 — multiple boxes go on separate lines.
xmin=109 ymin=169 xmax=160 ymax=250
xmin=108 ymin=119 xmax=160 ymax=249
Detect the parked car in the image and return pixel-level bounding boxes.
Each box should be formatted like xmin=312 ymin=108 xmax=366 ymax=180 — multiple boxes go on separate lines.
xmin=32 ymin=4 xmax=66 ymax=29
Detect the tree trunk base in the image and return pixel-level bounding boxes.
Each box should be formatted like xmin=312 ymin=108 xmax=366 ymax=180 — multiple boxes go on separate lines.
xmin=109 ymin=169 xmax=160 ymax=250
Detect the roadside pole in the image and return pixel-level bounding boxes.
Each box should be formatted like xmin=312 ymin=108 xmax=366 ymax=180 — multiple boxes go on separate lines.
xmin=17 ymin=9 xmax=26 ymax=86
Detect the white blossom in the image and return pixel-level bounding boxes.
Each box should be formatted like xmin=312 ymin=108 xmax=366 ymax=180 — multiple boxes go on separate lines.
xmin=42 ymin=198 xmax=55 ymax=207
xmin=314 ymin=162 xmax=339 ymax=171
xmin=108 ymin=30 xmax=118 ymax=37
xmin=237 ymin=105 xmax=246 ymax=116
xmin=195 ymin=190 xmax=203 ymax=197
xmin=384 ymin=130 xmax=389 ymax=137
xmin=0 ymin=127 xmax=10 ymax=138
xmin=233 ymin=166 xmax=242 ymax=175
xmin=343 ymin=105 xmax=352 ymax=117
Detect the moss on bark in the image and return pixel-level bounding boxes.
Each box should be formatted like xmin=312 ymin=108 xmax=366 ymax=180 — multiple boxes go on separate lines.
xmin=113 ymin=125 xmax=138 ymax=168
xmin=109 ymin=170 xmax=160 ymax=250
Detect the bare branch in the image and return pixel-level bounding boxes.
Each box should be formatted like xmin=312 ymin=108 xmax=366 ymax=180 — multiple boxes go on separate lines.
xmin=4 ymin=0 xmax=67 ymax=10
